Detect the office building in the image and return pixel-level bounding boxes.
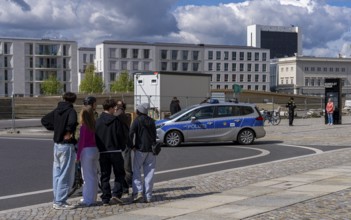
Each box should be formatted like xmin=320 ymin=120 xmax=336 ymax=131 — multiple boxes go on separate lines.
xmin=276 ymin=55 xmax=351 ymax=95
xmin=247 ymin=24 xmax=302 ymax=59
xmin=0 ymin=37 xmax=78 ymax=97
xmin=78 ymin=47 xmax=95 ymax=89
xmin=95 ymin=41 xmax=270 ymax=93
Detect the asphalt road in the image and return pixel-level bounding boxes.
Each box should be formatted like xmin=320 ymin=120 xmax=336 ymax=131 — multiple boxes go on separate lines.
xmin=0 ymin=136 xmax=350 ymax=211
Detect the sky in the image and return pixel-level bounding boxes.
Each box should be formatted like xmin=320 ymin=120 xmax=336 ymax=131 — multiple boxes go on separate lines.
xmin=1 ymin=0 xmax=351 ymax=57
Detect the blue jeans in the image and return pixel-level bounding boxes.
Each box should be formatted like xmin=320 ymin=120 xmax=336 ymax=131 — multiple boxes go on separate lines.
xmin=132 ymin=151 xmax=156 ymax=200
xmin=327 ymin=113 xmax=333 ymax=124
xmin=53 ymin=143 xmax=76 ymax=205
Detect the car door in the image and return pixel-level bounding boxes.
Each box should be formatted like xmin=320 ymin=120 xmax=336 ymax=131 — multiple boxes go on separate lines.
xmin=184 ymin=106 xmax=216 ymax=142
xmin=214 ymin=105 xmax=241 ymax=141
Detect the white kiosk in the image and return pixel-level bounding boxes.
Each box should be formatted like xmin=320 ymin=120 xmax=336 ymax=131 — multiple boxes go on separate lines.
xmin=134 ymin=71 xmax=211 ymax=119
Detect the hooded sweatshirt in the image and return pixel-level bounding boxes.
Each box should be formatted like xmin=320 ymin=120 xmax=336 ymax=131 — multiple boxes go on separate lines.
xmin=129 ymin=114 xmax=156 ymax=152
xmin=95 ymin=112 xmax=127 ymax=153
xmin=41 ymin=101 xmax=78 ymax=144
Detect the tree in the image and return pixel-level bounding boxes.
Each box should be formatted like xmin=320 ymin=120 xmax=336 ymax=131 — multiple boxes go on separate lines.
xmin=79 ymin=64 xmax=104 ymax=93
xmin=110 ymin=71 xmax=134 ymax=92
xmin=41 ymin=75 xmax=62 ymax=95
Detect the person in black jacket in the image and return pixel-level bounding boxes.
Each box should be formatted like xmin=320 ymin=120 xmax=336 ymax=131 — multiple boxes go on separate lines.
xmin=129 ymin=103 xmax=157 ymax=203
xmin=95 ymin=99 xmax=128 ymax=206
xmin=169 ymin=97 xmax=181 ymax=115
xmin=286 ymin=97 xmax=297 ymax=126
xmin=115 ymin=100 xmax=132 ymax=196
xmin=41 ymin=92 xmax=78 ymax=210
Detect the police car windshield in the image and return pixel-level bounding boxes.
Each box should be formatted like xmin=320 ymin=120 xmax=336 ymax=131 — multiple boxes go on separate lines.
xmin=168 ymin=105 xmax=198 ymax=120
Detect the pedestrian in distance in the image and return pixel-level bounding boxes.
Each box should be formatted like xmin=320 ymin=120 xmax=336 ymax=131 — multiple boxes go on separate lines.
xmin=169 ymin=97 xmax=181 ymax=115
xmin=95 ymin=99 xmax=128 ymax=206
xmin=129 ymin=103 xmax=157 ymax=203
xmin=286 ymin=97 xmax=297 ymax=126
xmin=326 ymin=98 xmax=334 ymax=125
xmin=41 ymin=92 xmax=78 ymax=210
xmin=76 ymin=105 xmax=99 ymax=207
xmin=114 ymin=100 xmax=133 ymax=196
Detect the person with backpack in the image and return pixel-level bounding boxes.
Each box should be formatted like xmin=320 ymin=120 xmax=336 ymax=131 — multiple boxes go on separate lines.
xmin=41 ymin=92 xmax=78 ymax=210
xmin=129 ymin=103 xmax=157 ymax=203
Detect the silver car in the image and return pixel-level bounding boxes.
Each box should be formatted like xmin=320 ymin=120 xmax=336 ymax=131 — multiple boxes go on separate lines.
xmin=156 ymin=102 xmax=266 ymax=147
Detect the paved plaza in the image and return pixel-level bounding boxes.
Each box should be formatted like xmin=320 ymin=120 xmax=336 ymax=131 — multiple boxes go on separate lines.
xmin=0 ymin=116 xmax=351 ymax=220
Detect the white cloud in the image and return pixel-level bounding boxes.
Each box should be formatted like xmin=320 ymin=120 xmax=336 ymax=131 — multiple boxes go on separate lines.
xmin=0 ymin=0 xmax=350 ymax=57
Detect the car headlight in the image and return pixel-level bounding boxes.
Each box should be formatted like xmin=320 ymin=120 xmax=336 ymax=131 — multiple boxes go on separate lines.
xmin=156 ymin=123 xmax=165 ymax=129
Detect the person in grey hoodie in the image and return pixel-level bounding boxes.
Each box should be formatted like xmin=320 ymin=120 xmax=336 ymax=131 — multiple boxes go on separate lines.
xmin=129 ymin=103 xmax=157 ymax=203
xmin=95 ymin=99 xmax=128 ymax=206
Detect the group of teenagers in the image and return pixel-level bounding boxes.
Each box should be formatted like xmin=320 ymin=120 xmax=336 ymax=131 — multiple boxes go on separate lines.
xmin=41 ymin=92 xmax=157 ymax=210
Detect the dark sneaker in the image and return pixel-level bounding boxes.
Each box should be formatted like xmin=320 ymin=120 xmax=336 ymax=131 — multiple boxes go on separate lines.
xmin=111 ymin=196 xmax=124 ymax=205
xmin=53 ymin=203 xmax=76 ymax=210
xmin=133 ymin=193 xmax=144 ymax=203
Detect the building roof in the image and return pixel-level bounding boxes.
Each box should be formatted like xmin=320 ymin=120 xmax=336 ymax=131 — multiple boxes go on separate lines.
xmin=133 ymin=71 xmax=212 ymax=77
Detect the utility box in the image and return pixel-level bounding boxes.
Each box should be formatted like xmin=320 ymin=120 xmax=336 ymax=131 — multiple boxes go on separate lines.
xmin=134 ymin=71 xmax=211 ymax=118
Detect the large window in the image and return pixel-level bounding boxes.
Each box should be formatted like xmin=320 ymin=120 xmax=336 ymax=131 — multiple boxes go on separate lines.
xmin=182 ymin=50 xmax=188 ymax=60
xmin=121 ymin=48 xmax=128 ymax=58
xmin=144 ymin=49 xmax=150 ymax=59
xmin=193 ymin=51 xmax=199 ymax=60
xmin=132 ymin=49 xmax=139 ymax=58
xmin=172 ymin=62 xmax=178 ymax=71
xmin=232 ymin=63 xmax=236 ymax=71
xmin=208 ymin=63 xmax=213 ymax=71
xmin=216 ymin=74 xmax=220 ymax=82
xmin=224 ymin=51 xmax=229 ymax=60
xmin=172 ymin=50 xmax=178 ymax=60
xmin=161 ymin=50 xmax=167 ymax=59
xmin=216 ymin=63 xmax=221 ymax=71
xmin=216 ymin=51 xmax=221 ymax=60
xmin=208 ymin=51 xmax=213 ymax=60
xmin=239 ymin=52 xmax=244 ymax=61
xmin=247 ymin=52 xmax=252 ymax=61
xmin=232 ymin=52 xmax=236 ymax=60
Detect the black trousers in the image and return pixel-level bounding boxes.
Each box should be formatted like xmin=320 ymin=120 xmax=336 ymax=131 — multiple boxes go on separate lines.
xmin=122 ymin=147 xmax=133 ymax=191
xmin=99 ymin=152 xmax=125 ymax=202
xmin=289 ymin=111 xmax=295 ymax=125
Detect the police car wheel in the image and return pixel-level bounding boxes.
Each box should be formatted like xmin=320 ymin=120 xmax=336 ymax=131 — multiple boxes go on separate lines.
xmin=237 ymin=129 xmax=255 ymax=145
xmin=165 ymin=130 xmax=182 ymax=147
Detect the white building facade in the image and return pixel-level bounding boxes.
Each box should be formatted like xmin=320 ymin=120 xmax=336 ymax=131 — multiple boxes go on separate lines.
xmin=95 ymin=41 xmax=270 ymax=93
xmin=0 ymin=38 xmax=78 ymax=97
xmin=77 ymin=47 xmax=95 ymax=89
xmin=277 ymin=56 xmax=351 ymax=95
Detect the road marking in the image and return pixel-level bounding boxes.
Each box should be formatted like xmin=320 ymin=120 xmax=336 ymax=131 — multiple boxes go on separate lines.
xmin=0 ymin=137 xmax=51 ymax=141
xmin=0 ymin=189 xmax=52 ymax=200
xmin=156 ymin=146 xmax=270 ymax=174
xmin=0 ymin=146 xmax=269 ymax=201
xmin=277 ymin=143 xmax=324 ymax=154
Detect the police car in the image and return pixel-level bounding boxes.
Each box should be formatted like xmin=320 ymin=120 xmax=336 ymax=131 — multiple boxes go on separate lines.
xmin=156 ymin=100 xmax=266 ymax=147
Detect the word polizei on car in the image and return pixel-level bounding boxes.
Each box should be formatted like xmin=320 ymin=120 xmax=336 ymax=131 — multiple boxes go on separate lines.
xmin=156 ymin=100 xmax=266 ymax=147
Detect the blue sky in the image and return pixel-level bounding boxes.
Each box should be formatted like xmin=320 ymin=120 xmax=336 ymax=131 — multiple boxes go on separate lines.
xmin=1 ymin=0 xmax=351 ymax=57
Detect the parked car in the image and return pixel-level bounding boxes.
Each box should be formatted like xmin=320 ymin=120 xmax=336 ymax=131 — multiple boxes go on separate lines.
xmin=156 ymin=101 xmax=266 ymax=147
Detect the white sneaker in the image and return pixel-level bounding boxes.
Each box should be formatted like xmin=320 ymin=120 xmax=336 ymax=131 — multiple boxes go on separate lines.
xmin=53 ymin=202 xmax=76 ymax=210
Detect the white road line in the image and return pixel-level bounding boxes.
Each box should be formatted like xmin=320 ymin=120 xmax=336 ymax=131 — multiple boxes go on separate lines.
xmin=0 ymin=189 xmax=52 ymax=200
xmin=0 ymin=146 xmax=269 ymax=201
xmin=0 ymin=137 xmax=51 ymax=141
xmin=277 ymin=143 xmax=324 ymax=154
xmin=156 ymin=146 xmax=270 ymax=174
